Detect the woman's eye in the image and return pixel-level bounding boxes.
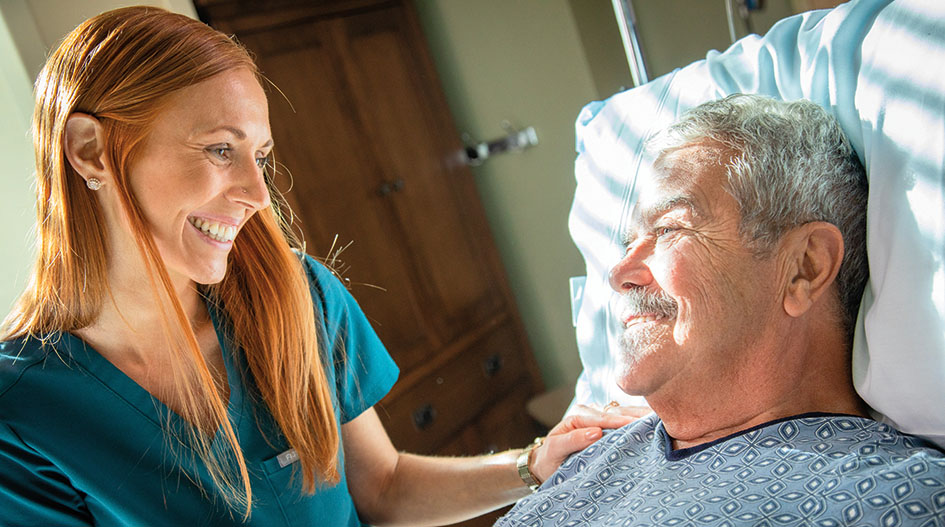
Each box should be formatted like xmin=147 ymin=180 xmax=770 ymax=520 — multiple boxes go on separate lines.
xmin=207 ymin=146 xmax=231 ymax=161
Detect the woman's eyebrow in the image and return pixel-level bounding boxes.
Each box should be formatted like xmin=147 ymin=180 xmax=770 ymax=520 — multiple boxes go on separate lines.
xmin=201 ymin=125 xmax=245 ymax=139
xmin=199 ymin=125 xmax=273 ymax=148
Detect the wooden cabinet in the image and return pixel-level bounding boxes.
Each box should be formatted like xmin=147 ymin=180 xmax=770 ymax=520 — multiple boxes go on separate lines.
xmin=378 ymin=318 xmax=533 ymax=454
xmin=195 ymin=0 xmax=545 ymax=522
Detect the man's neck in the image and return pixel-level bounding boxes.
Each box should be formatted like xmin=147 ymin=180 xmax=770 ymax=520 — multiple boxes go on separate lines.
xmin=648 ymin=338 xmax=870 ymax=450
xmin=664 ymin=400 xmax=868 ymax=450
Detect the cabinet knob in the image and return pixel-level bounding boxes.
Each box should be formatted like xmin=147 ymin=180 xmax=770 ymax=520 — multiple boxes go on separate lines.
xmin=377 ymin=179 xmax=405 ymax=197
xmin=412 ymin=404 xmax=436 ymax=430
xmin=482 ymin=353 xmax=503 ymax=377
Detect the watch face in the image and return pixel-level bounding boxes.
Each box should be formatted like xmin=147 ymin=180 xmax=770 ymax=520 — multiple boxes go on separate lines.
xmin=517 ymin=440 xmax=543 ymax=491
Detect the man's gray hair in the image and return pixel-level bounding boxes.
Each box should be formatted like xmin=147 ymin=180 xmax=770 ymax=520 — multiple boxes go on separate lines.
xmin=651 ymin=94 xmax=868 ymax=337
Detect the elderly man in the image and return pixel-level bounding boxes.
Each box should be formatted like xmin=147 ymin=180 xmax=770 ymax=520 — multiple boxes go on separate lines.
xmin=498 ymin=95 xmax=945 ymax=526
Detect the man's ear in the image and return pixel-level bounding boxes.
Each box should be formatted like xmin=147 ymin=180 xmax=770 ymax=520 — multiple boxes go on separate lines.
xmin=781 ymin=222 xmax=844 ymax=318
xmin=63 ymin=113 xmax=109 ymax=183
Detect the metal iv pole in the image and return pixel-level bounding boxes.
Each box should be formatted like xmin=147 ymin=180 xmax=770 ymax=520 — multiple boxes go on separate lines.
xmin=611 ymin=0 xmax=650 ymax=88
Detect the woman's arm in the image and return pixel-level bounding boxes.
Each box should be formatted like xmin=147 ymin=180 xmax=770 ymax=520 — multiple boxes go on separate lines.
xmin=342 ymin=407 xmax=639 ymax=527
xmin=0 ymin=422 xmax=92 ymax=526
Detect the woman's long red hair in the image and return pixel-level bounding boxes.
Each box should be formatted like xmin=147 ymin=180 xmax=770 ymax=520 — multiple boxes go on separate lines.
xmin=1 ymin=6 xmax=338 ymax=518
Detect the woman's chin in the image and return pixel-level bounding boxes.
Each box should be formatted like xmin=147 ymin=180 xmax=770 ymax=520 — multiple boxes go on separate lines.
xmin=186 ymin=261 xmax=230 ymax=286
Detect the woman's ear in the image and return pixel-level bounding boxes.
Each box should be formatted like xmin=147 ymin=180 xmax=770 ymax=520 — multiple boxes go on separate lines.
xmin=64 ymin=113 xmax=109 ymax=184
xmin=781 ymin=222 xmax=845 ymax=318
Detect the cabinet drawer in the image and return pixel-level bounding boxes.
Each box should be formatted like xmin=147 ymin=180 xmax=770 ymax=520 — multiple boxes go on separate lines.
xmin=377 ymin=323 xmax=525 ymax=454
xmin=472 ymin=386 xmax=543 ymax=454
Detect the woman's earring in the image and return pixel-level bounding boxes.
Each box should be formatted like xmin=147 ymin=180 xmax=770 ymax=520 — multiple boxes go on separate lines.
xmin=86 ymin=177 xmax=103 ymax=191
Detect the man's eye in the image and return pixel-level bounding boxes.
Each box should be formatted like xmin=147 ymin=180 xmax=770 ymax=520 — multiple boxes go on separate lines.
xmin=655 ymin=226 xmax=676 ymax=237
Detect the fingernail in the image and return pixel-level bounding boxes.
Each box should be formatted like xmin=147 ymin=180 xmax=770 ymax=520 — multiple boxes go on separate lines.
xmin=585 ymin=428 xmax=602 ymax=439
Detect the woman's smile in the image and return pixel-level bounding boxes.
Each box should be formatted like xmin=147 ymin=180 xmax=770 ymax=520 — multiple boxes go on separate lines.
xmin=188 ymin=216 xmax=238 ymax=245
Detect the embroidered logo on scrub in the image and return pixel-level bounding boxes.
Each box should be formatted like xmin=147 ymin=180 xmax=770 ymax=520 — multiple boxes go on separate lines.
xmin=277 ymin=449 xmax=300 ymax=468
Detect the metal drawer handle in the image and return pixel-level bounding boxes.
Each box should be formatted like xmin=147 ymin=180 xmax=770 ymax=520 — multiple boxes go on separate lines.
xmin=412 ymin=404 xmax=436 ymax=430
xmin=482 ymin=353 xmax=503 ymax=378
xmin=377 ymin=179 xmax=405 ymax=197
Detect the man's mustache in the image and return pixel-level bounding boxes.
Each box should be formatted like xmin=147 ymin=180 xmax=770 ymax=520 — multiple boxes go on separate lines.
xmin=618 ymin=287 xmax=678 ymax=320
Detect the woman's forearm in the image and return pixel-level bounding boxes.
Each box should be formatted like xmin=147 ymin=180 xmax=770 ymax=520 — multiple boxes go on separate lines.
xmin=361 ymin=451 xmax=530 ymax=527
xmin=343 ymin=406 xmax=639 ymax=526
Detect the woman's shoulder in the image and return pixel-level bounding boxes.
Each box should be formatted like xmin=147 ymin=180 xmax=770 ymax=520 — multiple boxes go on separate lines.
xmin=295 ymin=251 xmax=355 ymax=307
xmin=1 ymin=335 xmax=55 ymax=370
xmin=297 ymin=252 xmax=344 ymax=287
xmin=0 ymin=335 xmax=69 ymax=400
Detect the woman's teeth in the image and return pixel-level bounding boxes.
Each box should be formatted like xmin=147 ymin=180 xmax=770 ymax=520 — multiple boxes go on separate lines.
xmin=190 ymin=217 xmax=237 ymax=243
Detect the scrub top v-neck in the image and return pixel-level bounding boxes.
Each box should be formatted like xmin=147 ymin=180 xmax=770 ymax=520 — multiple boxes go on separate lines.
xmin=0 ymin=256 xmax=399 ymax=526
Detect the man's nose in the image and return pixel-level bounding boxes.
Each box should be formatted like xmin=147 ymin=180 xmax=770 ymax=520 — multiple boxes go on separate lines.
xmin=608 ymin=242 xmax=654 ymax=292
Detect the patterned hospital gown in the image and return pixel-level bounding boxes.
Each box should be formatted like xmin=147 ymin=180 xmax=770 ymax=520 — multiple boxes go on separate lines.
xmin=497 ymin=413 xmax=945 ymax=526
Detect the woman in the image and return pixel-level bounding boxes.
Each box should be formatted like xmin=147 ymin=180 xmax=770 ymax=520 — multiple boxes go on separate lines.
xmin=0 ymin=7 xmax=633 ymax=526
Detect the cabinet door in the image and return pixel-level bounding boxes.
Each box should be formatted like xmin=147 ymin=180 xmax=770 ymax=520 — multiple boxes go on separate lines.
xmin=236 ymin=19 xmax=439 ymax=370
xmin=235 ymin=3 xmax=517 ymax=371
xmin=328 ymin=6 xmax=511 ymax=342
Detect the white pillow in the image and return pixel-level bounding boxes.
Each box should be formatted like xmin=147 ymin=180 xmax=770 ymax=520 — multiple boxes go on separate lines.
xmin=569 ymin=0 xmax=945 ymax=448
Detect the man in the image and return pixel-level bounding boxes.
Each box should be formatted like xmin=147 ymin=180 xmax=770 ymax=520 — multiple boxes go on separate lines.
xmin=499 ymin=95 xmax=945 ymax=526
xmin=569 ymin=0 xmax=945 ymax=449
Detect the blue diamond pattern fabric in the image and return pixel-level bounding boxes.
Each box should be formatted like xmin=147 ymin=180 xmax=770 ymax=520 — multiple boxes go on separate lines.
xmin=496 ymin=414 xmax=945 ymax=526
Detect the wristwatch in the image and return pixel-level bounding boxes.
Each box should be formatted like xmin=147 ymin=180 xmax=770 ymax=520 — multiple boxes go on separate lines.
xmin=516 ymin=436 xmax=545 ymax=492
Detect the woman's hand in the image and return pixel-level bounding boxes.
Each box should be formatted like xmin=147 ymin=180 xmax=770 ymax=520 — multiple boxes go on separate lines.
xmin=528 ymin=403 xmax=651 ymax=483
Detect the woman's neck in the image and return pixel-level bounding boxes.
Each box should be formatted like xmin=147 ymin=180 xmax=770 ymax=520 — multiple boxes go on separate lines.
xmin=76 ymin=246 xmax=206 ymax=361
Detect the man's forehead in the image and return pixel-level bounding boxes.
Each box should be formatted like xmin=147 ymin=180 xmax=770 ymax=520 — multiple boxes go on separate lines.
xmin=623 ymin=143 xmax=731 ymax=240
xmin=654 ymin=141 xmax=730 ymax=180
xmin=637 ymin=150 xmax=721 ymax=214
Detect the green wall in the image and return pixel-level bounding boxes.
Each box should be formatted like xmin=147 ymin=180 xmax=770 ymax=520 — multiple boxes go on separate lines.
xmin=634 ymin=0 xmax=797 ymax=78
xmin=0 ymin=0 xmax=197 ymax=319
xmin=414 ymin=0 xmax=605 ymax=389
xmin=0 ymin=11 xmax=36 ymax=315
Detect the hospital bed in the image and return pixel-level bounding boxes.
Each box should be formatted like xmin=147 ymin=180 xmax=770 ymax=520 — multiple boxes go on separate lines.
xmin=568 ymin=0 xmax=945 ymax=448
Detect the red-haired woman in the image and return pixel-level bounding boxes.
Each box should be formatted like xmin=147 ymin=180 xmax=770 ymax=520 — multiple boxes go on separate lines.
xmin=0 ymin=7 xmax=632 ymax=526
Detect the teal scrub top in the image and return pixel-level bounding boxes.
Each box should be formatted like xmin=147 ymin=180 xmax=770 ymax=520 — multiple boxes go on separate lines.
xmin=0 ymin=255 xmax=399 ymax=526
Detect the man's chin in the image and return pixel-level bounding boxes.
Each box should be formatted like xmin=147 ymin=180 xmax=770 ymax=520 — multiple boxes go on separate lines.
xmin=619 ymin=324 xmax=671 ymax=359
xmin=616 ymin=373 xmax=654 ymax=398
xmin=617 ymin=332 xmax=673 ymax=396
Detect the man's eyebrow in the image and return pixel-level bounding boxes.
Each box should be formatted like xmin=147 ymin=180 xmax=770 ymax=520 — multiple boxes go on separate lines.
xmin=622 ymin=196 xmax=699 ymax=246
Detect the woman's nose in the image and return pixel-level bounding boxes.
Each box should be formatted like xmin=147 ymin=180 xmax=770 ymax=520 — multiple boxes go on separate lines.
xmin=608 ymin=242 xmax=654 ymax=292
xmin=230 ymin=157 xmax=271 ymax=211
